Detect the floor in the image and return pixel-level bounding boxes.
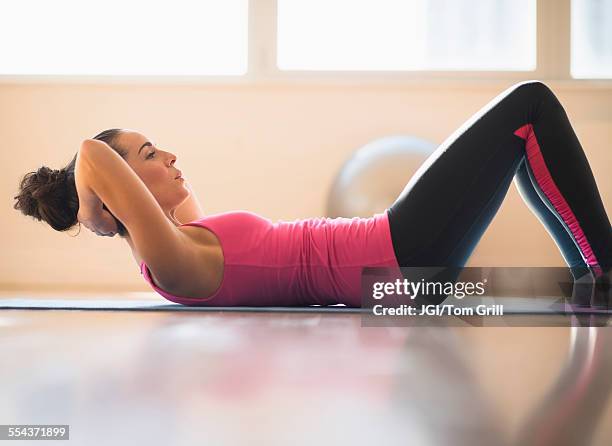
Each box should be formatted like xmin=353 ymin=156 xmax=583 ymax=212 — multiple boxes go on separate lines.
xmin=1 ymin=292 xmax=611 ymax=446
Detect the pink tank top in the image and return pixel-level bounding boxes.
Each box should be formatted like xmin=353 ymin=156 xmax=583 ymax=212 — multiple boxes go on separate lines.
xmin=140 ymin=210 xmax=401 ymax=307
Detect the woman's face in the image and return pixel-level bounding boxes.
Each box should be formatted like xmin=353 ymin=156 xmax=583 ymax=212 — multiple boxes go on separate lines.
xmin=117 ymin=130 xmax=190 ymax=218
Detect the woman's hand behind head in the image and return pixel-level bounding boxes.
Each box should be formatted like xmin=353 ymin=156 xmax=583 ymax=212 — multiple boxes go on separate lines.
xmin=77 ymin=204 xmax=118 ymax=237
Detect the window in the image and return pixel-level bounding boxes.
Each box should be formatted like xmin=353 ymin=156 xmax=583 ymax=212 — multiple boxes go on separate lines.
xmin=1 ymin=0 xmax=609 ymax=82
xmin=277 ymin=0 xmax=536 ymax=71
xmin=571 ymin=0 xmax=612 ymax=79
xmin=0 ymin=0 xmax=248 ymax=75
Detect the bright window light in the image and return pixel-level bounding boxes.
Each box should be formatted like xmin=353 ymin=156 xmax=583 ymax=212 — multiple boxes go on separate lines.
xmin=571 ymin=0 xmax=612 ymax=79
xmin=277 ymin=0 xmax=536 ymax=71
xmin=0 ymin=0 xmax=248 ymax=75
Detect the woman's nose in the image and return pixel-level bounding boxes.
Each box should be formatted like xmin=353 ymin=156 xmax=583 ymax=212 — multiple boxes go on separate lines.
xmin=167 ymin=153 xmax=177 ymax=166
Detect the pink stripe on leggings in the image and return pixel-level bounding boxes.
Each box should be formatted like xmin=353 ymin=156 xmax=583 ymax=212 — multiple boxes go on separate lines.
xmin=514 ymin=123 xmax=602 ymax=277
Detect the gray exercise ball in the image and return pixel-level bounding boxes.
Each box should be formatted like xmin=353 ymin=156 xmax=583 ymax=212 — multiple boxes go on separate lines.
xmin=326 ymin=135 xmax=437 ymax=218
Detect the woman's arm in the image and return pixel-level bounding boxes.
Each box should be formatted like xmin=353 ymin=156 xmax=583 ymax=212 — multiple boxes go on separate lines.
xmin=173 ymin=180 xmax=206 ymax=224
xmin=76 ymin=139 xmax=200 ymax=289
xmin=75 ymin=149 xmax=118 ymax=237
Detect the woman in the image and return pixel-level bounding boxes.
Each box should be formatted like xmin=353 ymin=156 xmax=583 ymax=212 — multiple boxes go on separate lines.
xmin=13 ymin=80 xmax=611 ymax=308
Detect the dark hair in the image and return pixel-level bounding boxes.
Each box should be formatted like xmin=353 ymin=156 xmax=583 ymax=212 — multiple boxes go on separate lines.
xmin=13 ymin=129 xmax=129 ymax=237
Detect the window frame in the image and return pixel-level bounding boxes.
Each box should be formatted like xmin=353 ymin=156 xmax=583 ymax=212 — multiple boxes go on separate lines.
xmin=0 ymin=0 xmax=610 ymax=88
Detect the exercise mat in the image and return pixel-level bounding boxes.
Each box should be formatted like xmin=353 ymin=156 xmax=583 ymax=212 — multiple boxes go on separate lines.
xmin=0 ymin=296 xmax=610 ymax=314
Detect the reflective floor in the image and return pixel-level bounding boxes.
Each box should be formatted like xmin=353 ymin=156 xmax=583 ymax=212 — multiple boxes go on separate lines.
xmin=1 ymin=293 xmax=611 ymax=446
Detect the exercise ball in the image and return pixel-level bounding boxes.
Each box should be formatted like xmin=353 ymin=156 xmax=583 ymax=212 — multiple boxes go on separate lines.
xmin=326 ymin=135 xmax=437 ymax=218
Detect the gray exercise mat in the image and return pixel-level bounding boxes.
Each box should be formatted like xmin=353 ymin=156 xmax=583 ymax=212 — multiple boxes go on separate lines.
xmin=0 ymin=296 xmax=610 ymax=314
xmin=0 ymin=298 xmax=363 ymax=313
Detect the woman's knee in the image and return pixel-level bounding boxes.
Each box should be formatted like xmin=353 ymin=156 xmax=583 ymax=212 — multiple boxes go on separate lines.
xmin=511 ymin=79 xmax=556 ymax=100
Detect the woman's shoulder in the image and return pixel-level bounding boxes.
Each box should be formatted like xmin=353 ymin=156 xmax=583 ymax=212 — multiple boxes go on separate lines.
xmin=163 ymin=228 xmax=224 ymax=299
xmin=126 ymin=221 xmax=222 ymax=278
xmin=128 ymin=223 xmax=224 ymax=299
xmin=126 ymin=210 xmax=262 ymax=263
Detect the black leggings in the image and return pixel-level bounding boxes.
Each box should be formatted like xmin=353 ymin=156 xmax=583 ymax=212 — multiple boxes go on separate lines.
xmin=387 ymin=81 xmax=611 ymax=283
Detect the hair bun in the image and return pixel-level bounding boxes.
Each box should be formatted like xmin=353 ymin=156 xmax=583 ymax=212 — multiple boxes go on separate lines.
xmin=30 ymin=167 xmax=67 ymax=200
xmin=36 ymin=166 xmax=66 ymax=182
xmin=13 ymin=165 xmax=76 ymax=230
